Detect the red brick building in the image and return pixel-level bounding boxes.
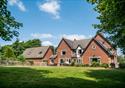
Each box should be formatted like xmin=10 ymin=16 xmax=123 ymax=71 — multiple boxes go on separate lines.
xmin=55 ymin=37 xmax=91 ymax=65
xmin=23 ymin=46 xmax=54 ymax=65
xmin=55 ymin=33 xmax=117 ymax=67
xmin=23 ymin=33 xmax=118 ymax=67
xmin=82 ymin=33 xmax=117 ymax=66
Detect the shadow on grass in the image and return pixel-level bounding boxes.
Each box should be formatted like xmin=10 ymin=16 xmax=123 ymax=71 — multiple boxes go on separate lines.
xmin=0 ymin=67 xmax=125 ymax=88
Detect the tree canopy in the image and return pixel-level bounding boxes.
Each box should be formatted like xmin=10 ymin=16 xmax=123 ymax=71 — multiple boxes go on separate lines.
xmin=3 ymin=46 xmax=15 ymax=59
xmin=0 ymin=39 xmax=42 ymax=59
xmin=87 ymin=0 xmax=125 ymax=54
xmin=0 ymin=0 xmax=22 ymax=41
xmin=23 ymin=39 xmax=42 ymax=49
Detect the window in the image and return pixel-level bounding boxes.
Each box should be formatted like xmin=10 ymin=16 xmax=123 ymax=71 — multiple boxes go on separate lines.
xmin=91 ymin=58 xmax=100 ymax=63
xmin=92 ymin=45 xmax=96 ymax=50
xmin=66 ymin=59 xmax=71 ymax=64
xmin=60 ymin=59 xmax=64 ymax=64
xmin=39 ymin=51 xmax=42 ymax=54
xmin=50 ymin=58 xmax=54 ymax=64
xmin=78 ymin=49 xmax=82 ymax=54
xmin=67 ymin=59 xmax=69 ymax=62
xmin=77 ymin=59 xmax=81 ymax=64
xmin=69 ymin=59 xmax=71 ymax=64
xmin=92 ymin=58 xmax=98 ymax=62
xmin=61 ymin=50 xmax=66 ymax=55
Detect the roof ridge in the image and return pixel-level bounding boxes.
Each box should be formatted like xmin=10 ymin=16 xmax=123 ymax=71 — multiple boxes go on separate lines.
xmin=25 ymin=46 xmax=50 ymax=49
xmin=63 ymin=38 xmax=73 ymax=42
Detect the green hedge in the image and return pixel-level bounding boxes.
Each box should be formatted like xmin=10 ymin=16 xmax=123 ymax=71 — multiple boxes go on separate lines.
xmin=119 ymin=63 xmax=125 ymax=68
xmin=91 ymin=62 xmax=100 ymax=67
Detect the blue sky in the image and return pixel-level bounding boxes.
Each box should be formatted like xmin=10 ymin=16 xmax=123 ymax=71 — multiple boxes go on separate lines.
xmin=0 ymin=0 xmax=99 ymax=46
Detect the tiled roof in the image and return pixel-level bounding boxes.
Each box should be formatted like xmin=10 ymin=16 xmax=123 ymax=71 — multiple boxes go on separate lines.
xmin=95 ymin=39 xmax=114 ymax=56
xmin=63 ymin=38 xmax=91 ymax=49
xmin=73 ymin=39 xmax=91 ymax=49
xmin=23 ymin=46 xmax=50 ymax=59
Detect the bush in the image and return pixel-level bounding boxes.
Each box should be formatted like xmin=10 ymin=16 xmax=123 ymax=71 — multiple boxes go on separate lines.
xmin=101 ymin=63 xmax=109 ymax=68
xmin=75 ymin=64 xmax=84 ymax=67
xmin=17 ymin=55 xmax=25 ymax=62
xmin=110 ymin=63 xmax=115 ymax=68
xmin=70 ymin=61 xmax=75 ymax=66
xmin=119 ymin=63 xmax=125 ymax=69
xmin=28 ymin=61 xmax=34 ymax=65
xmin=91 ymin=62 xmax=100 ymax=67
xmin=83 ymin=64 xmax=89 ymax=67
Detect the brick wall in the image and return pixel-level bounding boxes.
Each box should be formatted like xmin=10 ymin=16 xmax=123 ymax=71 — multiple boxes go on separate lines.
xmin=82 ymin=40 xmax=111 ymax=64
xmin=44 ymin=47 xmax=53 ymax=65
xmin=55 ymin=40 xmax=72 ymax=65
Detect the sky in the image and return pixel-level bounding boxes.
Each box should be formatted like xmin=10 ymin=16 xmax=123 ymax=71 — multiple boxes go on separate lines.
xmin=0 ymin=0 xmax=99 ymax=46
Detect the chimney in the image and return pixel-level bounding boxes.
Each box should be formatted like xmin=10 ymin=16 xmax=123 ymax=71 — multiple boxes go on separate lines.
xmin=74 ymin=38 xmax=77 ymax=41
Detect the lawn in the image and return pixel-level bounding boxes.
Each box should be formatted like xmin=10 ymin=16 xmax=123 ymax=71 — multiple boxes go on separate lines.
xmin=0 ymin=66 xmax=125 ymax=88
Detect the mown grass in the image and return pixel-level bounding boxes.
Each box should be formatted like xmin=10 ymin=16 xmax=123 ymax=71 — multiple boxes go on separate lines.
xmin=0 ymin=66 xmax=125 ymax=88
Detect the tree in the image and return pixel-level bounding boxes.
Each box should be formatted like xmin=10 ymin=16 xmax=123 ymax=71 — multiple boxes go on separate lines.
xmin=0 ymin=39 xmax=42 ymax=58
xmin=3 ymin=46 xmax=15 ymax=59
xmin=24 ymin=39 xmax=41 ymax=48
xmin=87 ymin=0 xmax=125 ymax=54
xmin=11 ymin=38 xmax=24 ymax=57
xmin=17 ymin=55 xmax=25 ymax=62
xmin=0 ymin=0 xmax=22 ymax=41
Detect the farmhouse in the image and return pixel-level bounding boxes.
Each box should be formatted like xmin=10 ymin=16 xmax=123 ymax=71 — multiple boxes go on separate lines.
xmin=54 ymin=37 xmax=91 ymax=65
xmin=23 ymin=33 xmax=117 ymax=67
xmin=82 ymin=33 xmax=117 ymax=66
xmin=23 ymin=46 xmax=53 ymax=65
xmin=55 ymin=33 xmax=117 ymax=67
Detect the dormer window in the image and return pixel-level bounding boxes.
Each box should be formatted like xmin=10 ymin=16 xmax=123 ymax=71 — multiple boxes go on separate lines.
xmin=39 ymin=51 xmax=42 ymax=54
xmin=28 ymin=51 xmax=32 ymax=55
xmin=78 ymin=49 xmax=82 ymax=54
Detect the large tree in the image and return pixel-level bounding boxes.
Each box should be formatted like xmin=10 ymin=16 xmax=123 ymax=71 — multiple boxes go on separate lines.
xmin=0 ymin=0 xmax=22 ymax=41
xmin=87 ymin=0 xmax=125 ymax=54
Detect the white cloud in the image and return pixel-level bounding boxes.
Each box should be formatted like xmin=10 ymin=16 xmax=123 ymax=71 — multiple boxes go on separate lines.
xmin=42 ymin=41 xmax=53 ymax=46
xmin=31 ymin=33 xmax=54 ymax=39
xmin=39 ymin=0 xmax=60 ymax=19
xmin=61 ymin=34 xmax=92 ymax=40
xmin=8 ymin=0 xmax=26 ymax=12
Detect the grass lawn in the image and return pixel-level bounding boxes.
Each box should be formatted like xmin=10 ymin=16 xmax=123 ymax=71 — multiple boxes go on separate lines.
xmin=0 ymin=66 xmax=125 ymax=88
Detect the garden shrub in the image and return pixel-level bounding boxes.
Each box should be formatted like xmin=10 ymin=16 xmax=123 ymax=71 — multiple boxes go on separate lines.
xmin=28 ymin=61 xmax=34 ymax=65
xmin=101 ymin=63 xmax=109 ymax=68
xmin=70 ymin=61 xmax=75 ymax=66
xmin=75 ymin=64 xmax=84 ymax=67
xmin=110 ymin=63 xmax=115 ymax=68
xmin=119 ymin=63 xmax=125 ymax=69
xmin=17 ymin=55 xmax=25 ymax=62
xmin=83 ymin=64 xmax=89 ymax=67
xmin=91 ymin=62 xmax=100 ymax=67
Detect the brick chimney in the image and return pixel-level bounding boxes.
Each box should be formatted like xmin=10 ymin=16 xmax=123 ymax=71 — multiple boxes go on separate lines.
xmin=74 ymin=38 xmax=77 ymax=41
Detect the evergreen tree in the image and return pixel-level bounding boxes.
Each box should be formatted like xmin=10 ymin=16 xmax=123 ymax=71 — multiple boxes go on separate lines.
xmin=3 ymin=46 xmax=15 ymax=59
